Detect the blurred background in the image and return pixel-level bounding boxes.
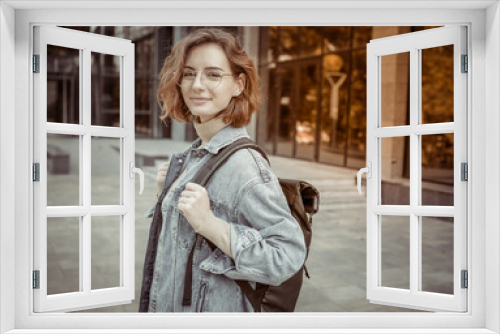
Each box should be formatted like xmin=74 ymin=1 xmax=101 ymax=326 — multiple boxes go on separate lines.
xmin=45 ymin=26 xmax=454 ymax=312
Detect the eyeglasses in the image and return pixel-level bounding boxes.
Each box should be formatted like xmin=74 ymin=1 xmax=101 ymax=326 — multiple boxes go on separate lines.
xmin=177 ymin=69 xmax=236 ymax=89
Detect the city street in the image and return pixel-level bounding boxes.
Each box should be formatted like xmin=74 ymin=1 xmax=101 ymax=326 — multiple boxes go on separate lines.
xmin=46 ymin=137 xmax=454 ymax=313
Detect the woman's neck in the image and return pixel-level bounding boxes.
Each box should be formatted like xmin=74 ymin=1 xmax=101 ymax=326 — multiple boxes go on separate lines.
xmin=193 ymin=116 xmax=228 ymax=144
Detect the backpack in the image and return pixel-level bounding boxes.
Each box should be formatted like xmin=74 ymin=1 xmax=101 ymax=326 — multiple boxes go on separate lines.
xmin=182 ymin=137 xmax=320 ymax=312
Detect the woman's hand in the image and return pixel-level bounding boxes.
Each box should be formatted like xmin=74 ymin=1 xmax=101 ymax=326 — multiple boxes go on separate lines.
xmin=178 ymin=182 xmax=213 ymax=232
xmin=156 ymin=161 xmax=170 ymax=195
xmin=178 ymin=182 xmax=232 ymax=257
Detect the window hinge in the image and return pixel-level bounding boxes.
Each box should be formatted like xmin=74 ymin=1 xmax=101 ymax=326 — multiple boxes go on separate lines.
xmin=461 ymin=162 xmax=468 ymax=181
xmin=461 ymin=270 xmax=468 ymax=289
xmin=33 ymin=54 xmax=40 ymax=73
xmin=33 ymin=163 xmax=40 ymax=182
xmin=33 ymin=270 xmax=40 ymax=289
xmin=461 ymin=54 xmax=468 ymax=73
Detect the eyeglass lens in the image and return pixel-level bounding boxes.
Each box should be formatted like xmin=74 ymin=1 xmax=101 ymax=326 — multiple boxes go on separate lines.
xmin=178 ymin=70 xmax=227 ymax=89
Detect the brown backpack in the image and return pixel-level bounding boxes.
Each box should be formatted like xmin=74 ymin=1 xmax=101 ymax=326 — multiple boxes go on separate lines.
xmin=183 ymin=137 xmax=319 ymax=312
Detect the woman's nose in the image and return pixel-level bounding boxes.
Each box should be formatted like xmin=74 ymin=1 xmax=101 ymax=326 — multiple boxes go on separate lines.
xmin=192 ymin=72 xmax=205 ymax=90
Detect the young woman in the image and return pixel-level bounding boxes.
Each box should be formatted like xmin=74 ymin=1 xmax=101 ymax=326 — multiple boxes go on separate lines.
xmin=139 ymin=28 xmax=306 ymax=312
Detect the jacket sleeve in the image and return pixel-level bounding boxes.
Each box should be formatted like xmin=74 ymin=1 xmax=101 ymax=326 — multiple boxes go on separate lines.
xmin=199 ymin=178 xmax=306 ymax=286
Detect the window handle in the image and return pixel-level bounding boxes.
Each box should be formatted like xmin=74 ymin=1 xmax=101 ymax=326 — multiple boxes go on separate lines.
xmin=129 ymin=161 xmax=144 ymax=195
xmin=357 ymin=161 xmax=371 ymax=195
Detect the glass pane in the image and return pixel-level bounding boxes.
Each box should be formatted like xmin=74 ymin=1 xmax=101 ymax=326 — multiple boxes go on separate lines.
xmin=47 ymin=45 xmax=80 ymax=124
xmin=91 ymin=216 xmax=121 ymax=290
xmin=295 ymin=62 xmax=319 ymax=160
xmin=259 ymin=67 xmax=276 ymax=154
xmin=91 ymin=52 xmax=121 ymax=127
xmin=421 ymin=216 xmax=454 ymax=294
xmin=91 ymin=137 xmax=120 ymax=205
xmin=381 ymin=52 xmax=410 ymax=127
xmin=279 ymin=27 xmax=299 ymax=61
xmin=276 ymin=67 xmax=294 ymax=157
xmin=347 ymin=50 xmax=367 ymax=169
xmin=260 ymin=26 xmax=278 ymax=65
xmin=47 ymin=217 xmax=80 ymax=295
xmin=352 ymin=26 xmax=372 ymax=49
xmin=300 ymin=27 xmax=322 ymax=56
xmin=421 ymin=134 xmax=454 ymax=206
xmin=381 ymin=215 xmax=410 ymax=290
xmin=323 ymin=26 xmax=352 ymax=52
xmin=381 ymin=137 xmax=410 ymax=205
xmin=135 ymin=37 xmax=153 ymax=136
xmin=47 ymin=134 xmax=80 ymax=206
xmin=421 ymin=45 xmax=454 ymax=124
xmin=320 ymin=52 xmax=350 ymax=165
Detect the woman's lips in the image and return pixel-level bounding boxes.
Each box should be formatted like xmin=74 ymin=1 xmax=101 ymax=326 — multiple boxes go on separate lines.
xmin=190 ymin=97 xmax=211 ymax=103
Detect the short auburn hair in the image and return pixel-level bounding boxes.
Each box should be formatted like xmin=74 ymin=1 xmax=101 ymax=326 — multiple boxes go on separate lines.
xmin=157 ymin=28 xmax=261 ymax=127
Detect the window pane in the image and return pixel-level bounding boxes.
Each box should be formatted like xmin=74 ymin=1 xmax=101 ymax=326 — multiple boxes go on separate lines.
xmin=276 ymin=67 xmax=294 ymax=157
xmin=381 ymin=52 xmax=410 ymax=127
xmin=352 ymin=26 xmax=372 ymax=49
xmin=381 ymin=215 xmax=410 ymax=290
xmin=381 ymin=137 xmax=410 ymax=205
xmin=135 ymin=37 xmax=153 ymax=136
xmin=47 ymin=45 xmax=80 ymax=124
xmin=91 ymin=216 xmax=121 ymax=290
xmin=300 ymin=27 xmax=322 ymax=56
xmin=320 ymin=52 xmax=350 ymax=165
xmin=279 ymin=27 xmax=299 ymax=61
xmin=259 ymin=67 xmax=276 ymax=154
xmin=260 ymin=26 xmax=278 ymax=65
xmin=421 ymin=216 xmax=454 ymax=294
xmin=47 ymin=217 xmax=80 ymax=295
xmin=347 ymin=50 xmax=367 ymax=169
xmin=47 ymin=134 xmax=80 ymax=206
xmin=323 ymin=26 xmax=352 ymax=52
xmin=91 ymin=52 xmax=121 ymax=127
xmin=421 ymin=134 xmax=454 ymax=206
xmin=421 ymin=45 xmax=454 ymax=124
xmin=295 ymin=62 xmax=319 ymax=160
xmin=91 ymin=137 xmax=121 ymax=205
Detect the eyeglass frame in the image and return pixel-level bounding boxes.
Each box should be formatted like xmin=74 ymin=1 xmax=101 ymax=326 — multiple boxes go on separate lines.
xmin=176 ymin=69 xmax=238 ymax=89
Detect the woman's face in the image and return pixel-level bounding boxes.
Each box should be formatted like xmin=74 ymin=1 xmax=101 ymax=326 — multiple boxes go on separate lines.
xmin=180 ymin=43 xmax=244 ymax=123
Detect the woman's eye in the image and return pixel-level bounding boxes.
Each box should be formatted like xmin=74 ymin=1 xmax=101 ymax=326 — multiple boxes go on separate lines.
xmin=207 ymin=72 xmax=223 ymax=78
xmin=183 ymin=71 xmax=196 ymax=77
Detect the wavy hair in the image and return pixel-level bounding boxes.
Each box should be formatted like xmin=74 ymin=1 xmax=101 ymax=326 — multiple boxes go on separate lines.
xmin=157 ymin=28 xmax=261 ymax=127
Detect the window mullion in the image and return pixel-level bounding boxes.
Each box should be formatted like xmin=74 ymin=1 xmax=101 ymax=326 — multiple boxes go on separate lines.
xmin=409 ymin=47 xmax=420 ymax=294
xmin=82 ymin=48 xmax=92 ymax=294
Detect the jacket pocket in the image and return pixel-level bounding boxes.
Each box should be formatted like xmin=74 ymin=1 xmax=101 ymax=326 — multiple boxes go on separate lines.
xmin=196 ymin=280 xmax=209 ymax=312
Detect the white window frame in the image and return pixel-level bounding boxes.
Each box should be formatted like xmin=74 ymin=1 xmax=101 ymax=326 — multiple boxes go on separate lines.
xmin=365 ymin=26 xmax=468 ymax=312
xmin=33 ymin=25 xmax=136 ymax=313
xmin=1 ymin=1 xmax=498 ymax=333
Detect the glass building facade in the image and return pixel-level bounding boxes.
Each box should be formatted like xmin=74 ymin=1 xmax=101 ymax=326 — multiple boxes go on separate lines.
xmin=51 ymin=26 xmax=452 ymax=184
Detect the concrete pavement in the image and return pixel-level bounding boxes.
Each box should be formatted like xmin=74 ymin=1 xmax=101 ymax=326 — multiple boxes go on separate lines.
xmin=45 ymin=137 xmax=453 ymax=313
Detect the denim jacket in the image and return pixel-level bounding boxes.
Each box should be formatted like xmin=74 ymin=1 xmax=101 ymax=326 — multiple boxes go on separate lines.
xmin=140 ymin=125 xmax=306 ymax=312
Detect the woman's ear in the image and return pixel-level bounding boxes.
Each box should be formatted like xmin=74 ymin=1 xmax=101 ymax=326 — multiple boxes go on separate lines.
xmin=234 ymin=73 xmax=246 ymax=96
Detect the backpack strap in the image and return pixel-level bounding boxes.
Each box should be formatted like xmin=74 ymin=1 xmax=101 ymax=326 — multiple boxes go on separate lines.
xmin=182 ymin=137 xmax=269 ymax=311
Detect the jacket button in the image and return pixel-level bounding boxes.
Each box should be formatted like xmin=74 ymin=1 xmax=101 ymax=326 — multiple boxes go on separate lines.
xmin=247 ymin=232 xmax=254 ymax=241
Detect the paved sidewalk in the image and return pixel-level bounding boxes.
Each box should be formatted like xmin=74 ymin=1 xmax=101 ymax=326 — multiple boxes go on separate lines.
xmin=46 ymin=137 xmax=453 ymax=313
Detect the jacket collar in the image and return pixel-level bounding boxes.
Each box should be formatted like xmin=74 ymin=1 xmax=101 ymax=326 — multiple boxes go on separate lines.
xmin=189 ymin=125 xmax=250 ymax=155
